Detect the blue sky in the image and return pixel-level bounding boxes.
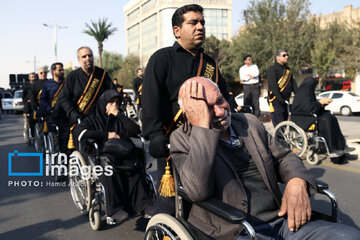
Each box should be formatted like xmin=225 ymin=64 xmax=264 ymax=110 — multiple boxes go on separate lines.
xmin=0 ymin=0 xmax=359 ymax=88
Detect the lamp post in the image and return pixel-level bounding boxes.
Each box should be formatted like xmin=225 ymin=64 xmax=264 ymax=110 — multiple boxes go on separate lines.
xmin=43 ymin=21 xmax=68 ymax=62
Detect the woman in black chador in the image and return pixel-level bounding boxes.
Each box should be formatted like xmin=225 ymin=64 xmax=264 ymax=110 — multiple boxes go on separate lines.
xmin=291 ymin=77 xmax=348 ymax=158
xmin=74 ymin=90 xmax=156 ymax=222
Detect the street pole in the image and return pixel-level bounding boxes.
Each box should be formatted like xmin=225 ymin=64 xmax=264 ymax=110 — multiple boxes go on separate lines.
xmin=43 ymin=21 xmax=68 ymax=62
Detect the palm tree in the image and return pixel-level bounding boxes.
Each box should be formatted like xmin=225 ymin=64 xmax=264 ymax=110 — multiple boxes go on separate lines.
xmin=83 ymin=18 xmax=117 ymax=67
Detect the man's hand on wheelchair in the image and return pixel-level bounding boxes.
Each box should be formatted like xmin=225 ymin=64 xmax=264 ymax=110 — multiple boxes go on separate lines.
xmin=278 ymin=177 xmax=311 ymax=232
xmin=108 ymin=132 xmax=120 ymax=139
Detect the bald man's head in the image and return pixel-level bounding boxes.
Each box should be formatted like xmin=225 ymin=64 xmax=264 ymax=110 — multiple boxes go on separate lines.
xmin=178 ymin=77 xmax=231 ymax=131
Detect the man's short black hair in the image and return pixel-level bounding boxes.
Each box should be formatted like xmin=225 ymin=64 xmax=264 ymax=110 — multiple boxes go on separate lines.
xmin=243 ymin=54 xmax=252 ymax=61
xmin=51 ymin=62 xmax=63 ymax=72
xmin=172 ymin=4 xmax=203 ymax=28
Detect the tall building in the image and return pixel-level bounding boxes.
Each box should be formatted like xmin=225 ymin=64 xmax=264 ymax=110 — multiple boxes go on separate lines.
xmin=316 ymin=5 xmax=360 ymax=29
xmin=124 ymin=0 xmax=232 ymax=67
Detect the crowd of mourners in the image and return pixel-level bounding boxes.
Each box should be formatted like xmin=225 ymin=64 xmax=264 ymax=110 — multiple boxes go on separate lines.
xmin=11 ymin=3 xmax=360 ymax=240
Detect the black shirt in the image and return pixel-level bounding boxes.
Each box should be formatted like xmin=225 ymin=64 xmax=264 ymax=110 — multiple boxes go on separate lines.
xmin=142 ymin=41 xmax=229 ymax=140
xmin=267 ymin=62 xmax=297 ymax=103
xmin=31 ymin=79 xmax=47 ymax=109
xmin=59 ymin=66 xmax=113 ymax=124
xmin=133 ymin=77 xmax=143 ymax=105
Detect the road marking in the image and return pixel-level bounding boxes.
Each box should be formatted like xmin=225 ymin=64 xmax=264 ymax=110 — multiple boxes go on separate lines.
xmin=320 ymin=161 xmax=360 ymax=174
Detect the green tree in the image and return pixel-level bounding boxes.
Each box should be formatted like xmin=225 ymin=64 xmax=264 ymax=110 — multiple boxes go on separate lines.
xmin=203 ymin=35 xmax=235 ymax=82
xmin=83 ymin=18 xmax=117 ymax=68
xmin=113 ymin=54 xmax=140 ymax=88
xmin=311 ymin=40 xmax=335 ymax=88
xmin=64 ymin=67 xmax=74 ymax=78
xmin=232 ymin=0 xmax=315 ymax=75
xmin=95 ymin=51 xmax=123 ymax=77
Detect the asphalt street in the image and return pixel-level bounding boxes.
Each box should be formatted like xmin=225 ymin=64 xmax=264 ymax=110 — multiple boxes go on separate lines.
xmin=0 ymin=113 xmax=359 ymax=240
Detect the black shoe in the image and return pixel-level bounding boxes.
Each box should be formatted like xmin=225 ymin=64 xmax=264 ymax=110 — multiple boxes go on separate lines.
xmin=143 ymin=204 xmax=159 ymax=219
xmin=111 ymin=209 xmax=129 ymax=222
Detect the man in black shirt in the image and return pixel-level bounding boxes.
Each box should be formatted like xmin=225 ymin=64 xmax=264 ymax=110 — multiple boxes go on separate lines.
xmin=31 ymin=67 xmax=48 ymax=113
xmin=59 ymin=46 xmax=113 ymax=125
xmin=142 ymin=4 xmax=230 ymax=215
xmin=142 ymin=4 xmax=229 ymax=158
xmin=132 ymin=68 xmax=143 ymax=113
xmin=22 ymin=73 xmax=37 ymax=141
xmin=267 ymin=49 xmax=297 ymax=127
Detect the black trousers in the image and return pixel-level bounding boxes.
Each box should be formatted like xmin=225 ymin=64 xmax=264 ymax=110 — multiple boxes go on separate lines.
xmin=270 ymin=101 xmax=288 ymax=127
xmin=318 ymin=111 xmax=346 ymax=152
xmin=99 ymin=156 xmax=153 ymax=216
xmin=243 ymin=83 xmax=260 ymax=117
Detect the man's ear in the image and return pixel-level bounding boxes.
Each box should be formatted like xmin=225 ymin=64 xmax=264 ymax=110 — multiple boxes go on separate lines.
xmin=173 ymin=26 xmax=180 ymax=39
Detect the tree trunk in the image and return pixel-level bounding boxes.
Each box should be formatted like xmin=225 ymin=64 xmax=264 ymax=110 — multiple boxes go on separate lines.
xmin=98 ymin=42 xmax=103 ymax=68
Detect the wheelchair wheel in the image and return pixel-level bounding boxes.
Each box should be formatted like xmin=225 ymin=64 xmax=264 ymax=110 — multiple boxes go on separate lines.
xmin=274 ymin=121 xmax=308 ymax=158
xmin=69 ymin=151 xmax=91 ymax=214
xmin=89 ymin=204 xmax=101 ymax=231
xmin=34 ymin=123 xmax=44 ymax=153
xmin=145 ymin=213 xmax=193 ymax=240
xmin=306 ymin=147 xmax=320 ymax=165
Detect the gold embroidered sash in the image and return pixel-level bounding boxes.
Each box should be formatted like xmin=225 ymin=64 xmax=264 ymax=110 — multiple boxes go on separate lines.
xmin=50 ymin=80 xmax=66 ymax=108
xmin=268 ymin=68 xmax=292 ymax=112
xmin=165 ymin=53 xmax=219 ymax=136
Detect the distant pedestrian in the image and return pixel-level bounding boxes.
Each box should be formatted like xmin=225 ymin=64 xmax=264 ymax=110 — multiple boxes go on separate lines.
xmin=239 ymin=54 xmax=260 ymax=117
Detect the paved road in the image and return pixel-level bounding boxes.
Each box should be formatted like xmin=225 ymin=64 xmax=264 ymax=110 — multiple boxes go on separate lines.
xmin=0 ymin=113 xmax=359 ymax=240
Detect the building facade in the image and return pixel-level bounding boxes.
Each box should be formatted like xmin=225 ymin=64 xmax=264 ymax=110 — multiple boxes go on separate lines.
xmin=317 ymin=5 xmax=360 ymax=29
xmin=124 ymin=0 xmax=232 ymax=67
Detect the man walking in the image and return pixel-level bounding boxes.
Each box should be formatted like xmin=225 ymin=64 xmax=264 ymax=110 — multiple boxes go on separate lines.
xmin=267 ymin=49 xmax=297 ymax=127
xmin=239 ymin=54 xmax=260 ymax=117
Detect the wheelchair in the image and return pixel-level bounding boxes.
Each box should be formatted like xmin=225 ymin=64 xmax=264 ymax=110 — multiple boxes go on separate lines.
xmin=145 ymin=162 xmax=339 ymax=240
xmin=274 ymin=111 xmax=344 ymax=165
xmin=69 ymin=135 xmax=157 ymax=231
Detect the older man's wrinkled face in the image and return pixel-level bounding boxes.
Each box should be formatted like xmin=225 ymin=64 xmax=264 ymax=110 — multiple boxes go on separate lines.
xmin=205 ymin=83 xmax=231 ymax=131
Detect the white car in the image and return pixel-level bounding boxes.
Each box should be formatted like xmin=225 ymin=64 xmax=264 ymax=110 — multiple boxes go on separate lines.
xmin=316 ymin=91 xmax=360 ymax=116
xmin=234 ymin=93 xmax=270 ymax=112
xmin=1 ymin=90 xmax=24 ymax=113
xmin=123 ymin=89 xmax=136 ymax=103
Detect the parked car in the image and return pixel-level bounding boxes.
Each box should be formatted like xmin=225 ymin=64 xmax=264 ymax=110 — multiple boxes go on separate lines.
xmin=316 ymin=90 xmax=360 ymax=116
xmin=1 ymin=90 xmax=24 ymax=113
xmin=234 ymin=93 xmax=270 ymax=112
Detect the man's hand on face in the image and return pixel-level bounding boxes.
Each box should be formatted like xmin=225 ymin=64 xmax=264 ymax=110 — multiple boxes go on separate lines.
xmin=278 ymin=177 xmax=311 ymax=232
xmin=180 ymin=81 xmax=211 ymax=128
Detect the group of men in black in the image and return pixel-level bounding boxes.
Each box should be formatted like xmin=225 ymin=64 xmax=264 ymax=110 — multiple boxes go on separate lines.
xmin=18 ymin=3 xmax=359 ymax=239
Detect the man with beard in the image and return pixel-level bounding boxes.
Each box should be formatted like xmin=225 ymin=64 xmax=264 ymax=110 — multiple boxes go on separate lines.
xmin=59 ymin=46 xmax=113 ymax=149
xmin=59 ymin=46 xmax=113 ymax=125
xmin=39 ymin=62 xmax=69 ymax=155
xmin=170 ymin=76 xmax=360 ymax=240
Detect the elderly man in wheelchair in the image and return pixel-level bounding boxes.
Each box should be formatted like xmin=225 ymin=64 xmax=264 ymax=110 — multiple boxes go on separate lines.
xmin=145 ymin=77 xmax=360 ymax=240
xmin=71 ymin=90 xmax=157 ymax=230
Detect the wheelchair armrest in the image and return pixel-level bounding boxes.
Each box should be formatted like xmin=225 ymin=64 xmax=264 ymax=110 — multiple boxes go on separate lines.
xmin=291 ymin=112 xmax=317 ymax=118
xmin=177 ymin=187 xmax=246 ymax=224
xmin=316 ymin=179 xmax=328 ymax=193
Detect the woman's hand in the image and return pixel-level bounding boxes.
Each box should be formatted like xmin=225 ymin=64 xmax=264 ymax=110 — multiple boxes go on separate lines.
xmin=108 ymin=132 xmax=120 ymax=139
xmin=319 ymin=97 xmax=332 ymax=106
xmin=106 ymin=102 xmax=119 ymax=116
